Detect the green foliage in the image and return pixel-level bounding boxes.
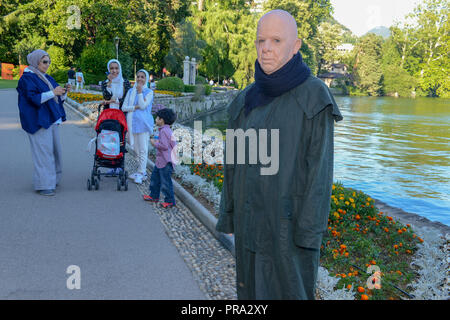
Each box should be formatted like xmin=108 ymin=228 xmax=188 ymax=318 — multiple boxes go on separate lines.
xmin=195 ymin=75 xmax=207 ymax=84
xmin=353 ymin=34 xmax=384 ymax=96
xmin=184 ymin=84 xmax=197 ymax=93
xmin=156 ymin=76 xmax=185 ymax=92
xmin=164 ymin=19 xmax=206 ymax=76
xmin=48 ymin=69 xmax=69 ymax=84
xmin=204 ymin=84 xmax=212 ymax=96
xmin=47 ymin=45 xmax=70 ymax=74
xmin=313 ymin=21 xmax=343 ymax=75
xmin=78 ymin=40 xmax=115 ymax=76
xmin=77 ymin=40 xmax=133 ymax=80
xmin=83 ymin=73 xmax=106 ymax=86
xmin=14 ymin=34 xmax=47 ymax=65
xmin=193 ymin=1 xmax=256 ymax=88
xmin=2 ymin=0 xmax=446 ymax=99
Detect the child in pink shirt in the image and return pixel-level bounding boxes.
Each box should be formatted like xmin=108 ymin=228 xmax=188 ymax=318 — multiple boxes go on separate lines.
xmin=143 ymin=108 xmax=177 ymax=208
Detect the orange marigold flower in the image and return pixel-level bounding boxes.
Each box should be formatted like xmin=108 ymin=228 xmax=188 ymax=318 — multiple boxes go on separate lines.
xmin=361 ymin=294 xmax=369 ymax=300
xmin=357 ymin=287 xmax=365 ymax=293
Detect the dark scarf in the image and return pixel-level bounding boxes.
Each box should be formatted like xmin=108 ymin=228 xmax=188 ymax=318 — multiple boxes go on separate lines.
xmin=245 ymin=52 xmax=311 ymax=116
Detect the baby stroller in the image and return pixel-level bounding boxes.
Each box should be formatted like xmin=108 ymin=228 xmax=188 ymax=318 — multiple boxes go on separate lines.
xmin=87 ymin=105 xmax=129 ymax=191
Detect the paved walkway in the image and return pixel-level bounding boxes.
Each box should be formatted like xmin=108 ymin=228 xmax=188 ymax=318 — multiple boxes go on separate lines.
xmin=0 ymin=89 xmax=205 ymax=299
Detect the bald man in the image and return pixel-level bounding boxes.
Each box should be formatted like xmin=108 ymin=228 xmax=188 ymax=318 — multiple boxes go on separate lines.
xmin=216 ymin=10 xmax=343 ymax=300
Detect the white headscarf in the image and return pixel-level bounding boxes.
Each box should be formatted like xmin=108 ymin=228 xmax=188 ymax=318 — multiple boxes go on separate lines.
xmin=107 ymin=59 xmax=124 ymax=107
xmin=126 ymin=69 xmax=149 ymax=107
xmin=125 ymin=69 xmax=150 ymax=147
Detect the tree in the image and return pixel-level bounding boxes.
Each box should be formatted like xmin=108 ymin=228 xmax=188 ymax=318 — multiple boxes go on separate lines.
xmin=353 ymin=34 xmax=384 ymax=96
xmin=193 ymin=0 xmax=257 ymax=87
xmin=125 ymin=0 xmax=192 ymax=75
xmin=381 ymin=38 xmax=415 ymax=97
xmin=406 ymin=0 xmax=449 ymax=97
xmin=164 ymin=19 xmax=206 ymax=76
xmin=0 ymin=0 xmax=46 ymax=64
xmin=313 ymin=21 xmax=343 ymax=75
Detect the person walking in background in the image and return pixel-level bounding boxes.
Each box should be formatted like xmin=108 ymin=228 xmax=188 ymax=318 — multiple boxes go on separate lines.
xmin=67 ymin=66 xmax=76 ymax=87
xmin=149 ymin=74 xmax=156 ymax=90
xmin=75 ymin=68 xmax=84 ymax=91
xmin=101 ymin=59 xmax=131 ymax=110
xmin=122 ymin=69 xmax=154 ymax=184
xmin=16 ymin=49 xmax=71 ymax=196
xmin=143 ymin=108 xmax=177 ymax=208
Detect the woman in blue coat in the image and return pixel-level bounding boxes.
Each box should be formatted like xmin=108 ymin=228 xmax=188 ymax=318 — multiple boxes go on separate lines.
xmin=16 ymin=49 xmax=71 ymax=196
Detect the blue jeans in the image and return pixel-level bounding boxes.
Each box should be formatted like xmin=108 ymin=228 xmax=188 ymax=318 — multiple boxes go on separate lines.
xmin=149 ymin=163 xmax=175 ymax=204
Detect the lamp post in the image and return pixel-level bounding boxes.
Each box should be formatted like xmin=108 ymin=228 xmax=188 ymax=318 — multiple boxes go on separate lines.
xmin=114 ymin=36 xmax=120 ymax=60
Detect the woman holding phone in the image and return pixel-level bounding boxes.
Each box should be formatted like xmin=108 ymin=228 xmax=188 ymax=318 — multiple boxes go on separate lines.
xmin=16 ymin=49 xmax=71 ymax=196
xmin=101 ymin=59 xmax=131 ymax=110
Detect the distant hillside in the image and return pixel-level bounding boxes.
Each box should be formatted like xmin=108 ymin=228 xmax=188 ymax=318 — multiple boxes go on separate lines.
xmin=366 ymin=26 xmax=391 ymax=39
xmin=327 ymin=16 xmax=358 ymax=44
xmin=327 ymin=16 xmax=353 ymax=34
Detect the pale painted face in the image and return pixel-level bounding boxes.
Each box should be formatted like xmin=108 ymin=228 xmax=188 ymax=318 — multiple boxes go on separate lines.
xmin=109 ymin=62 xmax=120 ymax=78
xmin=136 ymin=72 xmax=146 ymax=86
xmin=38 ymin=56 xmax=51 ymax=74
xmin=255 ymin=12 xmax=302 ymax=75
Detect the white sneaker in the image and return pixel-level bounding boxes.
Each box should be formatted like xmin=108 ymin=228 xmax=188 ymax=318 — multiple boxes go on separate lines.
xmin=134 ymin=174 xmax=143 ymax=184
xmin=141 ymin=173 xmax=148 ymax=181
xmin=129 ymin=172 xmax=139 ymax=180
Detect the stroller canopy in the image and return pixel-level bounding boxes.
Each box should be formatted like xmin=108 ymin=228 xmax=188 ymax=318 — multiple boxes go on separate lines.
xmin=95 ymin=109 xmax=128 ymax=132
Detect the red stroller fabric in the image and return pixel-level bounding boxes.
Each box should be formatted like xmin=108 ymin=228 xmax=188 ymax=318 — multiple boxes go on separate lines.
xmin=95 ymin=108 xmax=128 ymax=132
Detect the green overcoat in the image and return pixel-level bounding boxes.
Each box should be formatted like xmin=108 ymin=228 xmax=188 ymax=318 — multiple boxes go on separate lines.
xmin=216 ymin=75 xmax=343 ymax=300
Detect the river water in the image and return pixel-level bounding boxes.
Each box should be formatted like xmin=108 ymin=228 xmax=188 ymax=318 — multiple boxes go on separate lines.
xmin=186 ymin=96 xmax=450 ymax=226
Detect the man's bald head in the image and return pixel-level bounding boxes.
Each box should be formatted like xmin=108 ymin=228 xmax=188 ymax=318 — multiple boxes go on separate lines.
xmin=257 ymin=10 xmax=299 ymax=42
xmin=255 ymin=10 xmax=302 ymax=75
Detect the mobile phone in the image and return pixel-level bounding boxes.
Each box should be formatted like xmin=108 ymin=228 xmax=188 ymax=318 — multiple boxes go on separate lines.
xmin=105 ymin=71 xmax=110 ymax=75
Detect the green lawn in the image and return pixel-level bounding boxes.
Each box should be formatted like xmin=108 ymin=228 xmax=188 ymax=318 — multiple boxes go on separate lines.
xmin=0 ymin=79 xmax=19 ymax=89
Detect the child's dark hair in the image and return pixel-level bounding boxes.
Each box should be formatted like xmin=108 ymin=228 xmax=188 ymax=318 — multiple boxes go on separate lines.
xmin=156 ymin=108 xmax=177 ymax=125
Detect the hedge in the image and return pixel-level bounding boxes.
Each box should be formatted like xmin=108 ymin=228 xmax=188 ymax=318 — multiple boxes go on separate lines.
xmin=156 ymin=76 xmax=184 ymax=92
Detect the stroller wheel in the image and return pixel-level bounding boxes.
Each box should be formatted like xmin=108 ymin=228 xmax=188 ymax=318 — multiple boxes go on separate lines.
xmin=87 ymin=179 xmax=92 ymax=191
xmin=117 ymin=178 xmax=121 ymax=191
xmin=94 ymin=178 xmax=99 ymax=190
xmin=124 ymin=179 xmax=128 ymax=191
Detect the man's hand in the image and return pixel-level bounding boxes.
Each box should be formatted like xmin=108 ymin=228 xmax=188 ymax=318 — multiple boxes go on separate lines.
xmin=53 ymin=86 xmax=66 ymax=96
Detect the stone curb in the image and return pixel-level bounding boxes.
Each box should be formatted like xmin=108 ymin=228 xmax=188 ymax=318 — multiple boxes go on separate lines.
xmin=64 ymin=98 xmax=236 ymax=257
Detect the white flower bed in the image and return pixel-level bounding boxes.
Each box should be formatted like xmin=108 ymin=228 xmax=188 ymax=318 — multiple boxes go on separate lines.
xmin=149 ymin=123 xmax=223 ymax=213
xmin=408 ymin=226 xmax=449 ymax=300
